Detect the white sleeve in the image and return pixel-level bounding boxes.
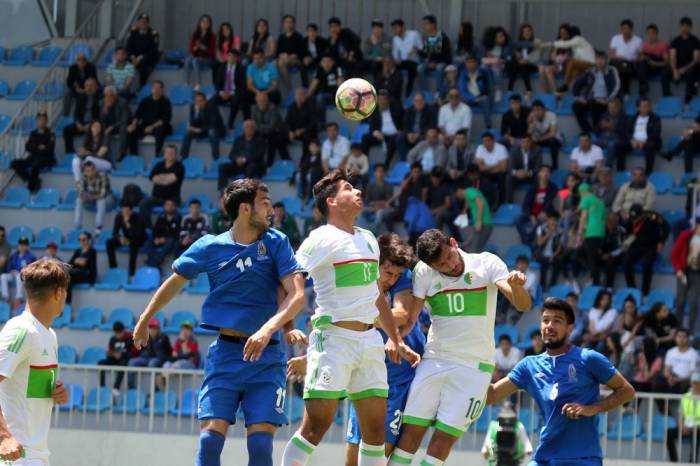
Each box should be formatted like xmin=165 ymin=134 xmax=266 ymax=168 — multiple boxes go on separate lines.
xmin=412 ymin=262 xmax=432 ymax=299
xmin=593 ymin=146 xmax=604 ymax=162
xmin=486 ymin=253 xmax=510 ymax=283
xmin=392 ymin=37 xmax=401 ymax=60
xmin=321 ymin=141 xmax=331 ymax=161
xmin=437 ymin=106 xmax=447 ymax=129
xmin=340 ymin=137 xmax=351 ymax=157
xmin=296 ymin=232 xmax=333 ymax=274
xmin=0 ymin=324 xmax=32 ymax=379
xmin=475 ymin=145 xmax=485 ymax=162
xmin=463 ymin=105 xmax=472 ymax=129
xmin=413 ymin=31 xmax=423 ymax=50
xmin=609 ymin=35 xmax=618 ymax=50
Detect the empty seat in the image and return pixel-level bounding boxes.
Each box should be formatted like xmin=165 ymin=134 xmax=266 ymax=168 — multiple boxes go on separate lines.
xmin=4 ymin=46 xmax=33 ymax=66
xmin=142 ymin=390 xmax=177 ymax=416
xmin=68 ymin=307 xmax=102 ymax=330
xmin=124 ymin=267 xmax=161 ymax=292
xmin=183 ymin=157 xmax=205 ymax=179
xmin=0 ymin=113 xmax=11 ymax=131
xmin=57 ymin=190 xmax=78 ymax=210
xmin=518 ymin=323 xmax=542 ymax=350
xmin=262 ymin=160 xmax=295 ymax=182
xmin=654 ymin=96 xmax=683 ymax=118
xmin=613 ymin=171 xmax=631 ymax=187
xmin=556 ymin=94 xmax=575 ymax=116
xmin=8 ymin=225 xmax=33 ymax=246
xmin=672 ymin=172 xmax=696 ymax=195
xmin=53 ymin=304 xmax=72 ymax=328
xmin=641 ymin=415 xmax=677 ymax=442
xmin=494 ymin=324 xmax=518 ymax=345
xmin=61 ymin=229 xmax=81 ymax=251
xmin=662 ymin=209 xmax=686 ymax=226
xmin=57 ymin=345 xmax=78 ymax=364
xmin=641 ymin=289 xmax=675 ymax=312
xmin=58 ymin=383 xmax=84 ymax=411
xmin=492 ymin=204 xmax=523 ymax=225
xmin=113 ymin=389 xmax=146 ymax=414
xmin=166 ymin=120 xmax=188 ymax=143
xmin=51 ymin=153 xmax=76 ymax=174
xmin=351 ymin=124 xmax=370 ymax=144
xmin=504 ymin=244 xmax=532 ymax=267
xmin=683 ymin=97 xmax=700 ymax=118
xmin=7 ymin=80 xmax=37 ymax=100
xmin=134 ymin=85 xmax=151 ymax=103
xmin=0 ymin=302 xmax=9 ymax=324
xmin=27 ymin=188 xmax=60 ymax=209
xmin=33 ymin=227 xmax=62 ymax=249
xmin=169 ymin=84 xmax=193 ymax=105
xmin=548 ymin=284 xmax=573 ymax=300
xmin=32 ymin=47 xmax=62 ymax=67
xmin=86 ymin=387 xmax=112 ymax=412
xmin=280 ymin=196 xmax=303 ymax=216
xmin=165 ymin=311 xmax=197 ymax=333
xmin=578 ymin=286 xmax=603 ymax=311
xmin=518 ymin=408 xmax=541 ymax=433
xmin=386 ymin=162 xmax=410 ymax=185
xmin=0 ymin=187 xmax=31 ymax=208
xmin=100 ymin=307 xmax=135 ymax=330
xmin=62 ymin=44 xmax=92 ymax=65
xmin=150 ymin=311 xmax=166 ymax=329
xmin=185 ymin=273 xmax=209 ymax=295
xmin=95 ymin=268 xmax=129 ymax=290
xmin=613 ymin=287 xmax=642 ymax=310
xmin=202 ymin=159 xmax=227 ymax=180
xmin=606 ymin=413 xmax=642 ymax=440
xmin=0 ymin=81 xmax=8 ymax=99
xmin=172 ymin=389 xmax=199 ymax=416
xmin=113 ymin=155 xmax=145 ymax=176
xmin=648 ymin=172 xmax=673 ymax=194
xmin=81 ymin=346 xmax=107 ymax=365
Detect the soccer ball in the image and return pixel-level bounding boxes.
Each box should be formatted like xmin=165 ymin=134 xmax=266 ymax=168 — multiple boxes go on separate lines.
xmin=335 ymin=78 xmax=377 ymax=121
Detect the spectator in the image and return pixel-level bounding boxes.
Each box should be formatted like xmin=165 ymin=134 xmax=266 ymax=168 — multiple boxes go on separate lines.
xmin=481 ymin=404 xmax=533 ymax=466
xmin=644 ymin=302 xmax=679 ymax=356
xmin=460 ymin=56 xmax=494 ymax=130
xmin=181 ymin=91 xmax=224 ymax=160
xmin=534 ymin=210 xmax=563 ymax=290
xmin=106 ymin=203 xmax=146 ymax=278
xmin=63 ymin=77 xmax=100 ymax=154
xmin=455 ymin=21 xmax=477 ymax=63
xmin=251 ymin=92 xmax=289 ymax=166
xmin=246 ymin=48 xmax=281 ymax=105
xmin=655 ymin=328 xmax=697 ymax=395
xmin=178 ymin=199 xmax=209 ymax=257
xmin=515 ymin=164 xmax=557 ymax=244
xmin=304 ymin=207 xmax=325 ymax=237
xmin=10 ymin=112 xmax=55 ymax=192
xmin=361 ymin=89 xmax=402 ymax=165
xmin=72 ymin=120 xmax=112 ymax=183
xmin=612 ymin=167 xmax=657 ymax=219
xmin=340 ymin=143 xmax=370 ymax=190
xmin=507 ymin=134 xmax=543 ymax=202
xmin=297 ymin=138 xmax=324 ymax=201
xmin=362 ymin=19 xmax=392 ymax=80
xmin=127 ymin=80 xmax=172 ymax=156
xmin=138 ymin=144 xmax=184 ymax=228
xmin=398 ymin=91 xmax=438 ymax=159
xmin=126 ymin=13 xmax=159 ymax=87
xmin=466 ymin=163 xmax=499 ymax=209
xmin=631 ymin=337 xmax=663 ymax=392
xmin=570 ymin=132 xmax=605 ymax=179
xmin=609 ymin=19 xmax=643 ymax=96
xmin=596 ymin=97 xmax=629 ymax=170
xmin=285 ymin=87 xmax=318 ymax=154
xmin=418 ymin=14 xmax=452 ymax=91
xmin=144 ymin=198 xmax=181 ymax=271
xmin=127 ymin=318 xmax=171 ymax=389
xmin=438 ymin=87 xmax=472 ymax=145
xmin=571 ymin=50 xmax=621 ymax=133
xmin=162 ymin=321 xmax=199 ymax=370
xmin=66 ymin=231 xmax=97 ymax=304
xmin=528 ymin=100 xmax=562 ymax=169
xmin=554 ymin=172 xmax=582 ymax=221
xmin=407 ymin=128 xmax=448 ymax=171
xmin=42 ymin=243 xmax=60 ymax=262
xmin=302 ymin=23 xmax=328 ymax=82
xmin=493 ymin=334 xmax=522 ymax=381
xmin=600 ymin=211 xmax=627 ymax=289
xmin=617 ymin=297 xmax=643 ymax=350
xmin=622 ymin=205 xmax=670 ymax=296
xmin=524 ymin=330 xmax=545 ymax=357
xmin=672 ymin=220 xmax=700 ymax=332
xmin=276 ymin=14 xmax=305 ymax=87
xmin=360 ymin=164 xmax=396 ymax=234
xmin=105 ymin=46 xmax=135 ymax=98
xmin=391 ymin=18 xmax=422 ymax=97
xmin=63 ymin=52 xmax=97 ymax=117
xmin=97 ymin=321 xmax=133 ymax=395
xmin=211 ymin=197 xmax=231 ymax=235
xmin=377 ymin=55 xmax=404 ymax=99
xmin=637 ymin=24 xmax=669 ymax=99
xmin=396 ymin=162 xmax=429 ymax=219
xmin=0 ymin=227 xmax=9 ymax=273
xmin=480 ymin=26 xmax=511 ymax=100
xmin=507 ymin=23 xmax=540 ymax=97
xmin=665 ymin=17 xmax=700 ymax=104
xmin=446 ymin=129 xmax=472 ymax=186
xmin=74 ymin=161 xmax=113 ymax=235
xmin=627 ymin=97 xmax=662 ymax=174
xmin=246 ymin=18 xmax=276 ymax=60
xmin=99 ymin=86 xmax=131 ymax=161
xmin=308 ymin=53 xmax=343 ymax=123
xmin=567 ymin=292 xmax=588 ymax=345
xmin=0 ymin=237 xmax=35 ymax=306
xmin=214 ymin=49 xmax=250 ymax=128
xmin=321 ymin=122 xmax=351 ymax=173
xmin=212 ymin=21 xmax=241 ymax=82
xmin=184 ymin=14 xmax=216 ymax=88
xmin=602 ymin=332 xmax=624 ymax=368
xmin=584 ymin=289 xmax=617 ymax=350
xmin=539 ymin=25 xmax=596 ymax=93
xmin=272 ymin=202 xmax=301 ymax=248
xmin=501 ymin=94 xmax=530 ymax=148
xmin=662 ymin=112 xmax=700 ymax=173
xmin=592 ymin=167 xmax=618 ymax=208
xmin=577 ymin=183 xmax=606 ymax=286
xmin=218 ymin=119 xmax=267 ymax=188
xmin=667 ymin=372 xmax=700 ymax=462
xmin=437 ymin=64 xmax=460 ymax=105
xmin=326 ymin=16 xmax=363 ymax=74
xmin=538 ymin=24 xmax=574 ymax=94
xmin=455 ymin=181 xmax=493 ymax=252
xmin=474 ymin=131 xmax=508 ymax=203
xmin=427 ymin=166 xmax=462 ymax=243
xmin=515 ymin=255 xmax=539 ymax=302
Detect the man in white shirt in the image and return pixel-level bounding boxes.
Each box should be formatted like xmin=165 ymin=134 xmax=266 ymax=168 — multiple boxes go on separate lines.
xmin=407 ymin=128 xmax=448 ymax=171
xmin=654 ymin=329 xmax=698 ymax=395
xmin=321 ymin=122 xmax=351 ymax=173
xmin=628 ymin=97 xmax=662 ymax=174
xmin=475 ymin=131 xmax=509 ymax=203
xmin=494 ymin=334 xmax=523 ymax=381
xmin=609 ymin=19 xmax=643 ymax=96
xmin=570 ymin=132 xmax=605 ymax=178
xmin=438 ymin=88 xmax=472 ymax=146
xmin=361 ymin=89 xmax=402 ymax=166
xmin=391 ymin=18 xmax=422 ymax=98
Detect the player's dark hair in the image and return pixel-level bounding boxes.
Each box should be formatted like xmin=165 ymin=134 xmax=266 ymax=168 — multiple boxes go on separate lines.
xmin=312 ymin=169 xmax=352 ymax=218
xmin=20 ymin=258 xmax=71 ymax=300
xmin=223 ymin=178 xmax=269 ymax=221
xmin=416 ymin=229 xmax=450 ymax=265
xmin=378 ymin=233 xmax=415 ymax=268
xmin=542 ymin=297 xmax=575 ymax=324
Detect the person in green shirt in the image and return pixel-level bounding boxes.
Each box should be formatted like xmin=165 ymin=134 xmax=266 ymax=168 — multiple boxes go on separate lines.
xmin=210 ymin=197 xmax=231 ymax=235
xmin=272 ymin=201 xmax=301 ymax=248
xmin=577 ymin=182 xmax=606 ymax=286
xmin=456 ymin=186 xmax=493 ymax=253
xmin=302 ymin=207 xmax=325 ymax=237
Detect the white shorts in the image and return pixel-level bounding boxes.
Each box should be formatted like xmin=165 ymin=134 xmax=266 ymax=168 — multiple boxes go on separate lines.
xmin=402 ymin=358 xmax=493 ymax=437
xmin=304 ymin=324 xmax=388 ymax=400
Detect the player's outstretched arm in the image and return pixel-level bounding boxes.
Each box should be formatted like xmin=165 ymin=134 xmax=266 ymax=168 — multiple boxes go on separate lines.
xmin=486 ymin=377 xmax=519 ymax=405
xmin=496 ymin=271 xmax=531 ymax=312
xmin=376 ymin=289 xmax=421 ymax=367
xmin=134 ymin=273 xmax=188 ymax=349
xmin=562 ymin=373 xmax=636 ymax=419
xmin=0 ymin=377 xmax=23 ymax=463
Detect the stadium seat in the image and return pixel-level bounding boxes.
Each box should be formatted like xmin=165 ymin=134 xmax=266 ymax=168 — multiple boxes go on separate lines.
xmin=641 ymin=288 xmax=675 ymax=312
xmin=0 ymin=187 xmax=31 ymax=208
xmin=492 ymin=204 xmax=523 ymax=225
xmin=134 ymin=85 xmax=151 ymax=103
xmin=57 ymin=345 xmax=78 ymax=364
xmin=32 ymin=46 xmax=62 ymax=66
xmin=493 ymin=92 xmax=516 ymax=113
xmin=494 ymin=324 xmax=518 ymax=345
xmin=474 ymin=406 xmax=498 ymax=433
xmin=53 ymin=304 xmax=72 ymax=328
xmin=640 ymin=415 xmax=677 ymax=442
xmin=607 ymin=413 xmax=642 ymax=440
xmin=262 ymin=160 xmax=295 ymax=182
xmin=578 ymin=286 xmax=603 ymax=311
xmin=386 ymin=162 xmax=410 ymax=185
xmin=60 ymin=229 xmax=81 ymax=251
xmin=99 ymin=307 xmax=135 ymax=330
xmin=200 ymin=84 xmax=216 ymax=99
xmin=62 ymin=44 xmax=92 ymax=65
xmin=531 ymin=93 xmax=556 ymax=111
xmin=281 ymin=196 xmax=304 ymax=216
xmin=672 ymin=172 xmax=696 ymax=195
xmin=0 ymin=81 xmax=9 ymax=99
xmin=556 ymin=94 xmax=575 ymax=116
xmin=548 ymin=284 xmax=573 ymax=300
xmin=648 ymin=172 xmax=673 ymax=194
xmin=202 ymin=159 xmax=227 ymax=180
xmin=683 ymin=97 xmax=700 ymax=118
xmin=33 ymin=227 xmax=62 ymax=249
xmin=81 ymin=346 xmax=107 ymax=365
xmin=56 ymin=190 xmax=78 ymax=210
xmin=351 ymin=124 xmax=370 ymax=144
xmin=59 ymin=383 xmax=84 ymax=411
xmin=158 ymin=49 xmax=186 ymax=69
xmin=99 ymin=48 xmax=115 ymax=69
xmin=166 ymin=120 xmax=188 ymax=143
xmin=151 ymin=311 xmax=166 ymax=329
xmin=653 ymin=257 xmax=675 ymax=275
xmin=165 ymin=311 xmax=197 ymax=333
xmin=484 ymin=243 xmax=499 ymax=256
xmin=623 ymin=96 xmax=639 ymax=115
xmin=478 ymin=129 xmax=502 ymax=141
xmin=518 ymin=323 xmax=542 ymax=350
xmin=662 ymin=209 xmax=686 ymax=226
xmin=550 ymin=169 xmax=569 ymax=188
xmin=10 ymin=115 xmax=37 ymax=136
xmin=185 ymin=273 xmax=209 ymax=294
xmin=169 ymin=84 xmax=193 ymax=105
xmin=504 ymin=244 xmax=532 ymax=267
xmin=51 ymin=153 xmax=76 ymax=174
xmin=142 ymin=390 xmax=177 ymax=416
xmin=28 ymin=188 xmax=60 ymax=209
xmin=613 ymin=287 xmax=642 ymax=310
xmin=0 ymin=113 xmax=11 ymax=132
xmin=172 ymin=389 xmax=199 ymax=417
xmin=8 ymin=225 xmax=33 ymax=246
xmin=183 ymin=157 xmax=205 ymax=179
xmin=86 ymin=387 xmax=113 ymax=412
xmin=4 ymin=46 xmax=32 ymax=66
xmin=68 ymin=307 xmax=102 ymax=330
xmin=7 ymin=80 xmax=37 ymax=100
xmin=653 ymin=96 xmax=682 ymax=118
xmin=113 ymin=389 xmax=146 ymax=414
xmin=95 ymin=268 xmax=129 ymax=290
xmin=0 ymin=303 xmax=9 ymax=324
xmin=613 ymin=171 xmax=631 ymax=187
xmin=113 ymin=155 xmax=145 ymax=176
xmin=179 ymin=193 xmax=216 ymax=214
xmin=124 ymin=267 xmax=161 ymax=292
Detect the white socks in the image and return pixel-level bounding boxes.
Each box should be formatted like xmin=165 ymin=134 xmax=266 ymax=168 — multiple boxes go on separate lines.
xmin=358 ymin=441 xmax=386 ymax=466
xmin=387 ymin=448 xmax=414 ymax=465
xmin=281 ymin=431 xmax=315 ymax=466
xmin=419 ymin=455 xmax=444 ymax=466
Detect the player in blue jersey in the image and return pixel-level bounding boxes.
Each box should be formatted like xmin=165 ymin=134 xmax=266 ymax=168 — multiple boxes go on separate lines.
xmin=487 ymin=297 xmax=636 ymax=466
xmin=132 ymin=179 xmax=307 ymax=466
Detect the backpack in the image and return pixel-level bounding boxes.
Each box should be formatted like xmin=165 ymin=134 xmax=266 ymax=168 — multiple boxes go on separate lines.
xmin=121 ymin=183 xmax=143 ymax=207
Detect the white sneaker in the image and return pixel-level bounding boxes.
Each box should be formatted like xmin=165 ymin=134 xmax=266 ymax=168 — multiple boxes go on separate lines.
xmin=112 ymin=388 xmax=120 ymax=399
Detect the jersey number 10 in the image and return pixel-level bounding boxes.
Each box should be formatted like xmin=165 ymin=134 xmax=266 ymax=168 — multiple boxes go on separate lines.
xmin=446 ymin=293 xmax=465 ymax=314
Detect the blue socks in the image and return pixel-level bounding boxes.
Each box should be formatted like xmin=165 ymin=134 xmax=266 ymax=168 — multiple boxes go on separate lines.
xmin=247 ymin=431 xmax=274 ymax=466
xmin=196 ymin=429 xmax=225 ymax=466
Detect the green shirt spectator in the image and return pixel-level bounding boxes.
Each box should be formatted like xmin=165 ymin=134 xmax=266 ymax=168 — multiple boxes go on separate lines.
xmin=465 ymin=187 xmax=492 ymax=225
xmin=211 ymin=210 xmax=231 ymax=235
xmin=578 ymin=183 xmax=606 ymax=238
xmin=273 ymin=202 xmax=301 ymax=248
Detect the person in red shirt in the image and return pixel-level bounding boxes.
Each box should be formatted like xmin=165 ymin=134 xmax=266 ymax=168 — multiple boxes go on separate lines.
xmin=184 ymin=14 xmax=217 ymax=88
xmin=515 ymin=164 xmax=558 ymax=244
xmin=163 ymin=321 xmax=199 ymax=369
xmin=637 ymin=24 xmax=670 ymax=98
xmin=672 ymin=219 xmax=700 ymax=332
xmin=97 ymin=321 xmax=134 ymax=396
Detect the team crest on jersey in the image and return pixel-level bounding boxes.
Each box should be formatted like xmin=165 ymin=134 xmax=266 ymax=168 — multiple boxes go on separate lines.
xmin=464 ymin=272 xmax=472 ymax=285
xmin=257 ymin=241 xmax=270 ymax=261
xmin=568 ymin=363 xmax=578 ymax=382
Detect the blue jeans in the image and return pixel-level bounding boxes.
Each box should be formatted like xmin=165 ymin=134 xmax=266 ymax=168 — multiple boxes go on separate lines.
xmin=467 ymin=95 xmax=494 ymax=129
xmin=181 ymin=128 xmax=221 ymax=160
xmin=145 ymin=237 xmax=178 ymax=269
xmin=184 ymin=57 xmax=211 ymax=85
xmin=417 ymin=62 xmax=447 ymax=91
xmin=127 ymin=356 xmax=165 ymax=388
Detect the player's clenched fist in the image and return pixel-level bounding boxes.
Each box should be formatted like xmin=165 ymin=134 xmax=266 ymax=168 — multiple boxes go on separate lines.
xmin=286 ymin=356 xmax=307 ymax=383
xmin=285 ymin=329 xmax=308 ymax=346
xmin=52 ymin=380 xmax=68 ymax=405
xmin=0 ymin=435 xmax=23 ymax=462
xmin=506 ymin=270 xmax=527 ymax=287
xmin=132 ymin=318 xmax=150 ymax=350
xmin=398 ymin=342 xmax=421 ymax=368
xmin=562 ymin=402 xmax=598 ymax=419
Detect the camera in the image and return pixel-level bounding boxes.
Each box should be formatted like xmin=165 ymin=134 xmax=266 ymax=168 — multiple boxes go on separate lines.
xmin=495 ymin=402 xmax=518 ymax=466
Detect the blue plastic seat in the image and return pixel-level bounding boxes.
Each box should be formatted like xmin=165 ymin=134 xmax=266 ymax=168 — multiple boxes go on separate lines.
xmin=183 ymin=157 xmax=205 ymax=179
xmin=0 ymin=187 xmax=31 ymax=208
xmin=95 ymin=268 xmax=129 ymax=290
xmin=0 ymin=113 xmax=11 ymax=131
xmin=28 ymin=188 xmax=60 ymax=209
xmin=624 ymin=97 xmax=639 ymax=115
xmin=531 ymin=93 xmax=556 ymax=111
xmin=124 ymin=267 xmax=161 ymax=292
xmin=157 ymin=49 xmax=186 ymax=69
xmin=641 ymin=415 xmax=677 ymax=442
xmin=10 ymin=115 xmax=37 ymax=136
xmin=166 ymin=120 xmax=188 ymax=143
xmin=4 ymin=46 xmax=32 ymax=66
xmin=672 ymin=173 xmax=696 ymax=195
xmin=172 ymin=389 xmax=199 ymax=416
xmin=93 ymin=232 xmax=112 ymax=252
xmin=86 ymin=387 xmax=113 ymax=412
xmin=504 ymin=244 xmax=532 ymax=267
xmin=165 ymin=311 xmax=197 ymax=333
xmin=53 ymin=304 xmax=72 ymax=328
xmin=351 ymin=124 xmax=370 ymax=144
xmin=8 ymin=225 xmax=33 ymax=246
xmin=683 ymin=97 xmax=700 ymax=118
xmin=551 ymin=168 xmax=569 ymax=188
xmin=613 ymin=287 xmax=642 ymax=310
xmin=179 ymin=193 xmax=215 ymax=214
xmin=99 ymin=48 xmax=115 ymax=69
xmin=613 ymin=170 xmax=631 ymax=187
xmin=578 ymin=286 xmax=603 ymax=311
xmin=31 ymin=47 xmax=62 ymax=67
xmin=134 ymin=85 xmax=151 ymax=103
xmin=662 ymin=209 xmax=686 ymax=226
xmin=202 ymin=159 xmax=227 ymax=180
xmin=0 ymin=81 xmax=8 ymax=99
xmin=185 ymin=273 xmax=210 ymax=295
xmin=641 ymin=288 xmax=675 ymax=312
xmin=60 ymin=229 xmax=81 ymax=251
xmin=169 ymin=84 xmax=193 ymax=105
xmin=7 ymin=80 xmax=37 ymax=100
xmin=113 ymin=155 xmax=145 ymax=176
xmin=58 ymin=345 xmax=78 ymax=364
xmin=51 ymin=153 xmax=75 ymax=174
xmin=56 ymin=190 xmax=78 ymax=210
xmin=59 ymin=384 xmax=83 ymax=411
xmin=648 ymin=172 xmax=673 ymax=194
xmin=262 ymin=160 xmax=295 ymax=182
xmin=142 ymin=390 xmax=177 ymax=416
xmin=556 ymin=94 xmax=575 ymax=116
xmin=386 ymin=162 xmax=410 ymax=185
xmin=0 ymin=302 xmax=9 ymax=324
xmin=81 ymin=346 xmax=107 ymax=365
xmin=518 ymin=323 xmax=542 ymax=350
xmin=281 ymin=196 xmax=304 ymax=216
xmin=68 ymin=307 xmax=102 ymax=330
xmin=99 ymin=307 xmax=135 ymax=330
xmin=492 ymin=204 xmax=523 ymax=226
xmin=113 ymin=389 xmax=146 ymax=414
xmin=494 ymin=324 xmax=518 ymax=345
xmin=606 ymin=413 xmax=642 ymax=440
xmin=62 ymin=44 xmax=92 ymax=65
xmin=654 ymin=96 xmax=682 ymax=118
xmin=150 ymin=311 xmax=166 ymax=329
xmin=548 ymin=284 xmax=573 ymax=300
xmin=33 ymin=227 xmax=62 ymax=249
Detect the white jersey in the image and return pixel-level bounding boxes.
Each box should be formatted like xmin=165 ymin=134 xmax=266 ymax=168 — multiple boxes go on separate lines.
xmin=413 ymin=250 xmax=509 ymax=369
xmin=296 ymin=225 xmax=380 ymax=325
xmin=0 ymin=312 xmax=58 ymax=463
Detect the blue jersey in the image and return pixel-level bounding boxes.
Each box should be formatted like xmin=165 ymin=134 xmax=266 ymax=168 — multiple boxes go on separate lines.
xmin=508 ymin=346 xmax=617 ymax=462
xmin=172 ymin=229 xmax=301 ymax=342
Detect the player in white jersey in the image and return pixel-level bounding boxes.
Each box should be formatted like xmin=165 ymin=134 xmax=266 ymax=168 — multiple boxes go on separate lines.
xmin=387 ymin=229 xmax=531 ymax=466
xmin=282 ymin=170 xmax=420 ymax=466
xmin=0 ymin=259 xmax=70 ymax=466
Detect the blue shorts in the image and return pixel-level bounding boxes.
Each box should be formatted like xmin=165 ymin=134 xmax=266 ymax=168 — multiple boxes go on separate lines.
xmin=197 ymin=337 xmax=287 ymax=427
xmin=528 ymin=458 xmax=602 ymax=466
xmin=346 ymin=380 xmax=412 ymax=446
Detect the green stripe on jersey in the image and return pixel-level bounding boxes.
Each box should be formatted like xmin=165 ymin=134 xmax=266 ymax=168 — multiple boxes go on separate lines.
xmin=7 ymin=327 xmax=28 ymax=353
xmin=27 ymin=365 xmax=57 ymax=398
xmin=427 ymin=287 xmax=487 ymax=317
xmin=333 ymin=259 xmax=378 ymax=288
